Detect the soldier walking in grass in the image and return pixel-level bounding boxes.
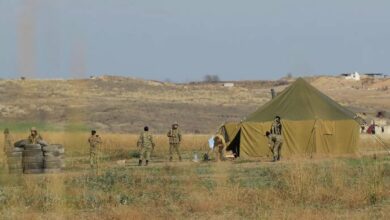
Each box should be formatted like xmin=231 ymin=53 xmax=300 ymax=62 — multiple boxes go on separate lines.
xmin=213 ymin=134 xmax=227 ymax=162
xmin=167 ymin=122 xmax=182 ymax=162
xmin=268 ymin=116 xmax=283 ymax=161
xmin=137 ymin=126 xmax=155 ymax=166
xmin=88 ymin=130 xmax=102 ymax=169
xmin=266 ymin=131 xmax=283 ymax=162
xmin=27 ymin=127 xmax=43 ymax=144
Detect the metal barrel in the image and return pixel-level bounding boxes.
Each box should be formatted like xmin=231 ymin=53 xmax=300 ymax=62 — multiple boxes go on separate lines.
xmin=7 ymin=147 xmax=24 ymax=174
xmin=22 ymin=144 xmax=44 ymax=174
xmin=43 ymin=144 xmax=65 ymax=173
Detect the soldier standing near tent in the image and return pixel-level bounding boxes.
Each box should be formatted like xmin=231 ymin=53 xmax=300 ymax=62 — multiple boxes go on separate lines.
xmin=270 ymin=116 xmax=282 ymax=135
xmin=137 ymin=126 xmax=155 ymax=166
xmin=266 ymin=131 xmax=283 ymax=162
xmin=213 ymin=134 xmax=227 ymax=161
xmin=88 ymin=130 xmax=102 ymax=169
xmin=269 ymin=116 xmax=283 ymax=161
xmin=167 ymin=122 xmax=182 ymax=162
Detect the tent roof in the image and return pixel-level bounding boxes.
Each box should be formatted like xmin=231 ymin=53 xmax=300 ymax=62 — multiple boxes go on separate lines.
xmin=245 ymin=78 xmax=357 ymax=122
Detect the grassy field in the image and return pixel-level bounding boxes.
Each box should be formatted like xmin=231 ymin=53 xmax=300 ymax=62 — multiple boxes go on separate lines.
xmin=0 ymin=133 xmax=389 ymax=219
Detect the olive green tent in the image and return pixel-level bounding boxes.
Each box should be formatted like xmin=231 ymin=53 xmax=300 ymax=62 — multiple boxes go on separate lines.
xmin=224 ymin=78 xmax=360 ymax=158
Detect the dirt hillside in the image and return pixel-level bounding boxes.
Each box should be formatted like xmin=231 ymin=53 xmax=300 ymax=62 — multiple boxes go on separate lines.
xmin=0 ymin=75 xmax=388 ymax=133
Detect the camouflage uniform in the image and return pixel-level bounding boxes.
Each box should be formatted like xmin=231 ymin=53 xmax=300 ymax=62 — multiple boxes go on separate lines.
xmin=268 ymin=134 xmax=283 ymax=161
xmin=137 ymin=131 xmax=155 ymax=165
xmin=167 ymin=126 xmax=182 ymax=161
xmin=3 ymin=130 xmax=13 ymax=165
xmin=3 ymin=132 xmax=13 ymax=154
xmin=270 ymin=118 xmax=283 ymax=161
xmin=213 ymin=134 xmax=226 ymax=162
xmin=27 ymin=131 xmax=43 ymax=144
xmin=88 ymin=134 xmax=102 ymax=169
xmin=270 ymin=120 xmax=282 ymax=135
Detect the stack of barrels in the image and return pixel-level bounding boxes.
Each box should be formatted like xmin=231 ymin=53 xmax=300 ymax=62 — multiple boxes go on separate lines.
xmin=22 ymin=143 xmax=45 ymax=174
xmin=42 ymin=144 xmax=65 ymax=173
xmin=6 ymin=140 xmax=25 ymax=174
xmin=8 ymin=140 xmax=65 ymax=174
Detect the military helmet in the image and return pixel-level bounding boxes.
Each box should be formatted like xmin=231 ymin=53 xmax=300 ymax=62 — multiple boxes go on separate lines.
xmin=31 ymin=127 xmax=37 ymax=131
xmin=172 ymin=122 xmax=179 ymax=126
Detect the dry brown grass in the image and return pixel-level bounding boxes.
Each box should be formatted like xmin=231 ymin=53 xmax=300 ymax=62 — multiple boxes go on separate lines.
xmin=1 ymin=76 xmax=389 ymax=134
xmin=0 ymin=133 xmax=389 ymax=219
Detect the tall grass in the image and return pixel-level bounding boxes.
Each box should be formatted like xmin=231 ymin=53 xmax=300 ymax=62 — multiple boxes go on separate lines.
xmin=0 ymin=132 xmax=389 ymax=219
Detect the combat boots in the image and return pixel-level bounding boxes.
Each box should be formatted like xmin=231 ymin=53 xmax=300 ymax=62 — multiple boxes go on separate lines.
xmin=169 ymin=157 xmax=173 ymax=162
xmin=138 ymin=160 xmax=142 ymax=166
xmin=145 ymin=160 xmax=149 ymax=166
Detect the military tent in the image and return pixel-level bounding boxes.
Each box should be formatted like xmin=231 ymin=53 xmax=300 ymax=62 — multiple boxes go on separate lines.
xmin=224 ymin=78 xmax=360 ymax=158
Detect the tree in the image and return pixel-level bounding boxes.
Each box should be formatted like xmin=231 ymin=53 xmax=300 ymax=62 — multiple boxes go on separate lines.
xmin=203 ymin=74 xmax=220 ymax=83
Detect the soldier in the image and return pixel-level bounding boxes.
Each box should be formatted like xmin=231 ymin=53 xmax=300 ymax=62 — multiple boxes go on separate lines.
xmin=213 ymin=134 xmax=226 ymax=162
xmin=27 ymin=127 xmax=43 ymax=144
xmin=167 ymin=122 xmax=182 ymax=162
xmin=137 ymin=126 xmax=155 ymax=166
xmin=88 ymin=130 xmax=102 ymax=169
xmin=270 ymin=116 xmax=282 ymax=135
xmin=266 ymin=131 xmax=283 ymax=162
xmin=3 ymin=128 xmax=13 ymax=154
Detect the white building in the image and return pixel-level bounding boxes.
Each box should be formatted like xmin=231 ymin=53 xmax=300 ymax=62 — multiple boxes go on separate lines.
xmin=223 ymin=83 xmax=235 ymax=88
xmin=343 ymin=72 xmax=361 ymax=81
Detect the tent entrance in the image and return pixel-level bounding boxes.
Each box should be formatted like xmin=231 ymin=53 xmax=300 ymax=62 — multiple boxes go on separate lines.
xmin=226 ymin=129 xmax=241 ymax=157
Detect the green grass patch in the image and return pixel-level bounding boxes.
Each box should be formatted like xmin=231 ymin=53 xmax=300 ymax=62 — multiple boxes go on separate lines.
xmin=0 ymin=121 xmax=88 ymax=132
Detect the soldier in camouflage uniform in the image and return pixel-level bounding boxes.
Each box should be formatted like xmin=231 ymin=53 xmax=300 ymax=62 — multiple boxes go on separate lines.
xmin=2 ymin=128 xmax=13 ymax=166
xmin=270 ymin=116 xmax=282 ymax=135
xmin=268 ymin=116 xmax=283 ymax=161
xmin=27 ymin=127 xmax=43 ymax=144
xmin=137 ymin=126 xmax=155 ymax=166
xmin=266 ymin=131 xmax=283 ymax=162
xmin=167 ymin=122 xmax=182 ymax=162
xmin=3 ymin=128 xmax=13 ymax=154
xmin=213 ymin=134 xmax=227 ymax=162
xmin=88 ymin=130 xmax=102 ymax=169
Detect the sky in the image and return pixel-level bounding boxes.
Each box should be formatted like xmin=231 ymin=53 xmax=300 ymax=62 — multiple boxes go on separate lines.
xmin=0 ymin=0 xmax=389 ymax=82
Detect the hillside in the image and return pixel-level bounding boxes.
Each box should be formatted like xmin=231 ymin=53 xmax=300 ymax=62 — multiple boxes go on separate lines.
xmin=0 ymin=75 xmax=389 ymax=133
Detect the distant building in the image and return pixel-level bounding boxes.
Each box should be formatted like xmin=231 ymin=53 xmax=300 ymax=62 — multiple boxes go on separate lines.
xmin=363 ymin=73 xmax=386 ymax=78
xmin=341 ymin=72 xmax=360 ymax=81
xmin=223 ymin=83 xmax=234 ymax=88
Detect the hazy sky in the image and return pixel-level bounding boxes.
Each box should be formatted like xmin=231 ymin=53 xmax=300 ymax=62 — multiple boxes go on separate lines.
xmin=0 ymin=0 xmax=389 ymax=82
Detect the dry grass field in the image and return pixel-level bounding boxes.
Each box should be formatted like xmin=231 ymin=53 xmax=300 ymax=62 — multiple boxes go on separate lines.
xmin=0 ymin=132 xmax=389 ymax=219
xmin=0 ymin=76 xmax=389 ymax=219
xmin=0 ymin=75 xmax=389 ymax=133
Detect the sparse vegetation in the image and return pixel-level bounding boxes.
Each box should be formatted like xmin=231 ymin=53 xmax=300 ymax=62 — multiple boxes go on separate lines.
xmin=0 ymin=76 xmax=390 ymax=219
xmin=0 ymin=133 xmax=389 ymax=219
xmin=0 ymin=76 xmax=389 ymax=133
